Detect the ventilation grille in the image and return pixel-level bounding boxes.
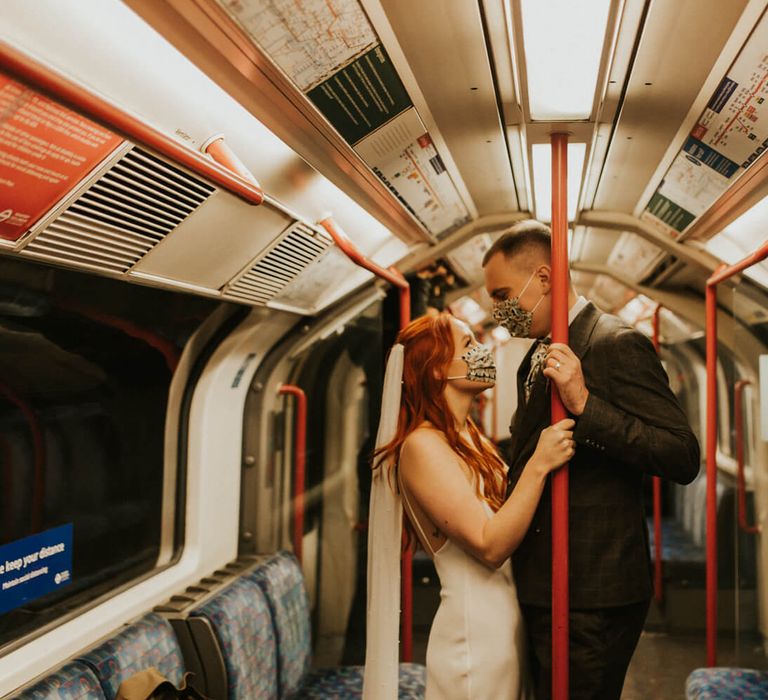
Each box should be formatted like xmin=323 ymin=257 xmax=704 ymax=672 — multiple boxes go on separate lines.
xmin=224 ymin=222 xmax=332 ymax=305
xmin=23 ymin=147 xmax=214 ymax=273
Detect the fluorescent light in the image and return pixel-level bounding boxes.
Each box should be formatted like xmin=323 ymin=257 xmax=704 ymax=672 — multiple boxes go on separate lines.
xmin=520 ymin=0 xmax=612 ymax=120
xmin=531 ymin=142 xmax=586 ymax=222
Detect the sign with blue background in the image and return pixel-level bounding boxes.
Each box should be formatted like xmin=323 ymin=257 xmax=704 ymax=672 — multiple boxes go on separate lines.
xmin=0 ymin=524 xmax=73 ymax=614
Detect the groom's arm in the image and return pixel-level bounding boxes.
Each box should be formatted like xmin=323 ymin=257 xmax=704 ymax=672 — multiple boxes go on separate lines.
xmin=566 ymin=329 xmax=699 ymax=484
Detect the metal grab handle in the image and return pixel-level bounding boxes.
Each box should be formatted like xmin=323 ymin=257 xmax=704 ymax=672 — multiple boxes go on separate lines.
xmin=278 ymin=385 xmax=307 ymax=564
xmin=735 ymin=380 xmax=759 ymax=535
xmin=317 ymin=215 xmax=414 ymax=662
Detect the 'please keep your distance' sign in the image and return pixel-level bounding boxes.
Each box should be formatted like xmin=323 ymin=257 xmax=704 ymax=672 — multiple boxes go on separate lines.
xmin=0 ymin=524 xmax=73 ymax=614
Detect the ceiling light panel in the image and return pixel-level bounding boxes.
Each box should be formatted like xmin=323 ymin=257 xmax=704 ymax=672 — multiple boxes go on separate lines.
xmin=520 ymin=0 xmax=612 ymax=120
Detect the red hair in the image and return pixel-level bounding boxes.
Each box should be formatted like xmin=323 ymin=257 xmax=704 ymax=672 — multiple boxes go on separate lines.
xmin=373 ymin=313 xmax=507 ymax=518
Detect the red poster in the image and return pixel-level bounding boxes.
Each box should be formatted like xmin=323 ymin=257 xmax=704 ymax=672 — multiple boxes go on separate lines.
xmin=0 ymin=74 xmax=123 ymax=242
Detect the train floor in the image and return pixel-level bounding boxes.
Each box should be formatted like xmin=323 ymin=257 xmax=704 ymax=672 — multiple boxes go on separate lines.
xmin=408 ymin=628 xmax=767 ymax=699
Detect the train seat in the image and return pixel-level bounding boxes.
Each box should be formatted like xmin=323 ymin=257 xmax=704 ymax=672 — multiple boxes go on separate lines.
xmin=10 ymin=660 xmax=106 ymax=700
xmin=187 ymin=574 xmax=279 ymax=699
xmin=77 ymin=613 xmax=186 ymax=699
xmin=247 ymin=551 xmax=426 ymax=699
xmin=686 ymin=667 xmax=768 ymax=699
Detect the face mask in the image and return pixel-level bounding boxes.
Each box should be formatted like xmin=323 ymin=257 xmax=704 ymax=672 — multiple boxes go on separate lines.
xmin=447 ymin=343 xmax=496 ymax=385
xmin=491 ymin=271 xmax=544 ymax=338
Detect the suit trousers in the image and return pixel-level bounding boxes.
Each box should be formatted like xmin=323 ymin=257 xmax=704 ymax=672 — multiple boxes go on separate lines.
xmin=520 ymin=599 xmax=650 ymax=700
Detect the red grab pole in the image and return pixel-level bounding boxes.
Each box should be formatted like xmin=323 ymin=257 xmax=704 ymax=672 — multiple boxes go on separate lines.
xmin=279 ymin=385 xmax=307 ymax=564
xmin=735 ymin=380 xmax=759 ymax=535
xmin=317 ymin=215 xmax=414 ymax=662
xmin=704 ymin=275 xmax=721 ymax=666
xmin=652 ymin=305 xmax=664 ymax=604
xmin=550 ymin=133 xmax=570 ymax=700
xmin=705 ymin=239 xmax=768 ymax=666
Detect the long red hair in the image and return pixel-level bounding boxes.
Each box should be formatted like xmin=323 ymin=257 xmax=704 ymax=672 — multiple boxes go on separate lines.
xmin=373 ymin=313 xmax=506 ymax=513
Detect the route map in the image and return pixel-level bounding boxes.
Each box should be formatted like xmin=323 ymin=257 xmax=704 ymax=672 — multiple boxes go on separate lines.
xmin=643 ymin=12 xmax=768 ymax=237
xmin=221 ymin=0 xmax=376 ymax=91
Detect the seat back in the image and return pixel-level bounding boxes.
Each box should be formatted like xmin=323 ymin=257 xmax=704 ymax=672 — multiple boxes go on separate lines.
xmin=78 ymin=613 xmax=185 ymax=699
xmin=248 ymin=552 xmax=311 ymax=698
xmin=11 ymin=660 xmax=105 ymax=700
xmin=189 ymin=574 xmax=278 ymax=700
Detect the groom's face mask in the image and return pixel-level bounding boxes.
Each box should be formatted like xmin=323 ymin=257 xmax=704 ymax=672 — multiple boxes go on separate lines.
xmin=447 ymin=343 xmax=496 ymax=385
xmin=491 ymin=270 xmax=544 ymax=338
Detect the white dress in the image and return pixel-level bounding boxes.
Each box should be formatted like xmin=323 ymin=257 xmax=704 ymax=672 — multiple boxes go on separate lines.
xmin=401 ymin=486 xmax=531 ymax=700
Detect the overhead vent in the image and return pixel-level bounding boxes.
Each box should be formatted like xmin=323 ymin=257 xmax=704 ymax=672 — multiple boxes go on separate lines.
xmin=223 ymin=222 xmax=332 ymax=306
xmin=22 ymin=147 xmax=214 ymax=274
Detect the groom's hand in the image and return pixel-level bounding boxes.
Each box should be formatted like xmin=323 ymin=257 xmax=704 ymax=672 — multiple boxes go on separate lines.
xmin=542 ymin=343 xmax=589 ymax=416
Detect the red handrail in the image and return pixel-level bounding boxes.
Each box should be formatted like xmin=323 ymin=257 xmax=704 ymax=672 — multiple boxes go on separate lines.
xmin=0 ymin=41 xmax=264 ymax=205
xmin=317 ymin=215 xmax=414 ymax=661
xmin=735 ymin=380 xmax=759 ymax=535
xmin=550 ymin=133 xmax=570 ymax=700
xmin=0 ymin=384 xmax=45 ymax=534
xmin=279 ymin=384 xmax=307 ymax=564
xmin=705 ymin=239 xmax=768 ymax=666
xmin=652 ymin=305 xmax=664 ymax=604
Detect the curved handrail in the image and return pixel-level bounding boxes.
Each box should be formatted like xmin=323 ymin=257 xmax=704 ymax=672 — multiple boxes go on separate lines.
xmin=735 ymin=380 xmax=759 ymax=535
xmin=278 ymin=384 xmax=307 ymax=564
xmin=317 ymin=214 xmax=414 ymax=662
xmin=0 ymin=384 xmax=45 ymax=534
xmin=705 ymin=239 xmax=768 ymax=666
xmin=0 ymin=41 xmax=264 ymax=205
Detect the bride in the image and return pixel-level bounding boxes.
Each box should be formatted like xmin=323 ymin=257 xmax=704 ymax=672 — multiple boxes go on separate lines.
xmin=363 ymin=312 xmax=574 ymax=700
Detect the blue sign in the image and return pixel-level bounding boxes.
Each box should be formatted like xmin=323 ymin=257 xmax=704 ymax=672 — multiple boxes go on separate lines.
xmin=0 ymin=524 xmax=73 ymax=614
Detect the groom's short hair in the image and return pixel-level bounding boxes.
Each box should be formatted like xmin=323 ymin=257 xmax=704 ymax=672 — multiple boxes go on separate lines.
xmin=481 ymin=220 xmax=551 ymax=267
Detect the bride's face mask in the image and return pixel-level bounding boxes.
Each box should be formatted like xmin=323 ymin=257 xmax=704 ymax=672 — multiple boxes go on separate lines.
xmin=447 ymin=343 xmax=496 ymax=385
xmin=491 ymin=270 xmax=544 ymax=338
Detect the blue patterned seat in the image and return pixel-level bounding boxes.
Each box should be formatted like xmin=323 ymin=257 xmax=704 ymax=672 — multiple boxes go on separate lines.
xmin=686 ymin=667 xmax=768 ymax=699
xmin=78 ymin=613 xmax=185 ymax=699
xmin=249 ymin=551 xmax=426 ymax=699
xmin=248 ymin=552 xmax=313 ymax=697
xmin=11 ymin=661 xmax=105 ymax=700
xmin=297 ymin=663 xmax=426 ymax=699
xmin=190 ymin=574 xmax=279 ymax=699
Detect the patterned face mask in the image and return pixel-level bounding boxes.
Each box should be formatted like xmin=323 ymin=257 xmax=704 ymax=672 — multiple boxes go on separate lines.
xmin=447 ymin=343 xmax=496 ymax=385
xmin=491 ymin=271 xmax=544 ymax=338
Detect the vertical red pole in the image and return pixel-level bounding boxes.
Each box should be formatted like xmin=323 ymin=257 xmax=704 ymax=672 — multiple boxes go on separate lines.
xmin=399 ymin=285 xmax=413 ymax=663
xmin=550 ymin=133 xmax=570 ymax=700
xmin=652 ymin=306 xmax=664 ymax=604
xmin=279 ymin=385 xmax=307 ymax=564
xmin=705 ymin=278 xmax=721 ymax=666
xmin=735 ymin=380 xmax=759 ymax=535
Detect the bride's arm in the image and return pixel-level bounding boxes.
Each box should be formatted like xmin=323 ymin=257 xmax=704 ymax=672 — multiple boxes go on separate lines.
xmin=400 ymin=420 xmax=574 ymax=569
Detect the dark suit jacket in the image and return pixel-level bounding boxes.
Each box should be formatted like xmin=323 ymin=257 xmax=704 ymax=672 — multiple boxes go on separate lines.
xmin=506 ymin=302 xmax=700 ymax=608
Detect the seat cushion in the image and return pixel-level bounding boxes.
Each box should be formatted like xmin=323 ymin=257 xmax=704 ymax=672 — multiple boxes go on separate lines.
xmin=686 ymin=667 xmax=768 ymax=699
xmin=12 ymin=661 xmax=105 ymax=700
xmin=78 ymin=613 xmax=184 ymax=699
xmin=248 ymin=552 xmax=311 ymax=697
xmin=296 ymin=663 xmax=426 ymax=699
xmin=190 ymin=575 xmax=279 ymax=700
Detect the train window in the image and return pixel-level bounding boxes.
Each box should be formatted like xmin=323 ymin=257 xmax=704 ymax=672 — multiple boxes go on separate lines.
xmin=0 ymin=258 xmax=223 ymax=651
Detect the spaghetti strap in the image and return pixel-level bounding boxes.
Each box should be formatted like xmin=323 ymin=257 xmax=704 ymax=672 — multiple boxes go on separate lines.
xmin=398 ymin=473 xmax=438 ymax=556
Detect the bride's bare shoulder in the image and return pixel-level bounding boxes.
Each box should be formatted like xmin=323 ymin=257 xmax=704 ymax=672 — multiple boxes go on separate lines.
xmin=401 ymin=424 xmax=453 ymax=466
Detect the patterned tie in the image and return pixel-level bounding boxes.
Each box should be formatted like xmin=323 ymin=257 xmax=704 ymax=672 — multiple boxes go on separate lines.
xmin=524 ymin=338 xmax=551 ymax=401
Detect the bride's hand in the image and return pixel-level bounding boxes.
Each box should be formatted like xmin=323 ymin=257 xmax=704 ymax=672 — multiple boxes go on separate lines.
xmin=530 ymin=419 xmax=576 ymax=474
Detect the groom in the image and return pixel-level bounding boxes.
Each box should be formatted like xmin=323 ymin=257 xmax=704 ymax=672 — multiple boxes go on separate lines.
xmin=482 ymin=220 xmax=700 ymax=699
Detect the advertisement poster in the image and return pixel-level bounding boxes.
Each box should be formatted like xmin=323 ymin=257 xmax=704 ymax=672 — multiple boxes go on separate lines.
xmin=0 ymin=75 xmax=123 ymax=242
xmin=642 ymin=13 xmax=768 ymax=236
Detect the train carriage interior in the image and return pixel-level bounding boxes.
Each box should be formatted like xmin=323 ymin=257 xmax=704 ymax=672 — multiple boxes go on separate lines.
xmin=1 ymin=0 xmax=768 ymax=698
